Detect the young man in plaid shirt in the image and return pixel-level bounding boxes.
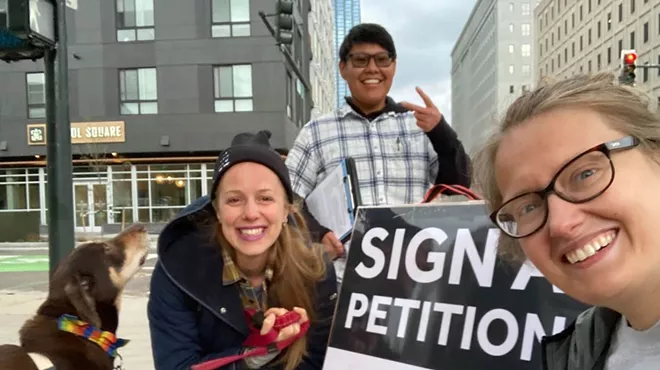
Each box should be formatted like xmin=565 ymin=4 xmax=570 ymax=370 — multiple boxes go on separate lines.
xmin=285 ymin=23 xmax=471 ymax=282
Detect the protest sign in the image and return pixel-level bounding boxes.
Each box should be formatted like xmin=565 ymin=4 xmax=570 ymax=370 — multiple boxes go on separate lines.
xmin=322 ymin=202 xmax=588 ymax=370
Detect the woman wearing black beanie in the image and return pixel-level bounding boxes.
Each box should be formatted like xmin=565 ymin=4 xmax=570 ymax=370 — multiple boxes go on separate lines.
xmin=147 ymin=130 xmax=338 ymax=370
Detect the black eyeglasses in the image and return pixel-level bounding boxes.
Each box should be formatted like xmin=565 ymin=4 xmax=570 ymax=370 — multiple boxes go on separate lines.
xmin=347 ymin=52 xmax=394 ymax=68
xmin=490 ymin=135 xmax=640 ymax=239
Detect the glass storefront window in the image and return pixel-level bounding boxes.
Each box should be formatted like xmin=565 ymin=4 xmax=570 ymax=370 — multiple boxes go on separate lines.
xmin=0 ymin=169 xmax=28 ymax=210
xmin=112 ymin=180 xmax=132 ymax=224
xmin=4 ymin=162 xmax=213 ymax=226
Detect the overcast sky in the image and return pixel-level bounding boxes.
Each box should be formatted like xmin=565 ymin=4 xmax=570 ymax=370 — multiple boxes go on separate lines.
xmin=360 ymin=0 xmax=477 ymax=122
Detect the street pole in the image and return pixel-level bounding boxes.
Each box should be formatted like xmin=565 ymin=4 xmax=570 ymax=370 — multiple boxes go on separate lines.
xmin=46 ymin=0 xmax=74 ymax=277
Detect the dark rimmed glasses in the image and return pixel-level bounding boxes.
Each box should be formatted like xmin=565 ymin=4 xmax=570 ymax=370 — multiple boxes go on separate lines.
xmin=347 ymin=52 xmax=394 ymax=68
xmin=490 ymin=136 xmax=640 ymax=239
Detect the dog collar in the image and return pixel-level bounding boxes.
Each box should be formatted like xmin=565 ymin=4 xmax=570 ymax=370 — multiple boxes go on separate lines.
xmin=57 ymin=314 xmax=129 ymax=358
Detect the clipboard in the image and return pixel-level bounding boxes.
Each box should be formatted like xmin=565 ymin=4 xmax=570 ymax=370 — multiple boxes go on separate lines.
xmin=305 ymin=157 xmax=362 ymax=243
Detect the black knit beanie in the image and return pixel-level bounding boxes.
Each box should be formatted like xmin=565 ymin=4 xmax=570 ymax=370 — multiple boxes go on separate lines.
xmin=210 ymin=130 xmax=294 ymax=202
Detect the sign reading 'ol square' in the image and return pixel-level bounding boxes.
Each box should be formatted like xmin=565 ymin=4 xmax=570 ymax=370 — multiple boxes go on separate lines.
xmin=26 ymin=121 xmax=126 ymax=146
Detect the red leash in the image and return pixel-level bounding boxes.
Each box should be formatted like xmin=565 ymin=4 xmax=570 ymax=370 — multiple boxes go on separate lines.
xmin=191 ymin=309 xmax=310 ymax=370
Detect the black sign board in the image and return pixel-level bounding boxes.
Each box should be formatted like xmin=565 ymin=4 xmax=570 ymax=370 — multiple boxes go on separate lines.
xmin=323 ymin=202 xmax=588 ymax=370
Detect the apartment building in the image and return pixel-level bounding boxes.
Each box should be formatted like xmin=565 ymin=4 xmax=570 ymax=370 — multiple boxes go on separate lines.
xmin=0 ymin=0 xmax=312 ymax=234
xmin=309 ymin=0 xmax=337 ymax=118
xmin=333 ymin=0 xmax=361 ymax=108
xmin=451 ymin=0 xmax=536 ymax=154
xmin=536 ymin=0 xmax=660 ymax=103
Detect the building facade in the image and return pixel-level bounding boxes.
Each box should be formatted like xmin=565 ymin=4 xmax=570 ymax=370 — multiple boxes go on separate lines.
xmin=0 ymin=0 xmax=312 ymax=235
xmin=536 ymin=0 xmax=660 ymax=104
xmin=309 ymin=0 xmax=336 ymax=118
xmin=451 ymin=0 xmax=536 ymax=154
xmin=333 ymin=0 xmax=361 ymax=108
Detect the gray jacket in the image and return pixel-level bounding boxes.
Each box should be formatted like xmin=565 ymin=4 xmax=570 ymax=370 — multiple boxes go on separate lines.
xmin=541 ymin=306 xmax=620 ymax=370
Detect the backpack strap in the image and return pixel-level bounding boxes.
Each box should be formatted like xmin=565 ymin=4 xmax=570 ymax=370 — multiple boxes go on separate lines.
xmin=422 ymin=184 xmax=481 ymax=203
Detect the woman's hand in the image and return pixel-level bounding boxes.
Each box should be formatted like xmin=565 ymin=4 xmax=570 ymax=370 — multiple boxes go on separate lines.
xmin=260 ymin=307 xmax=309 ymax=342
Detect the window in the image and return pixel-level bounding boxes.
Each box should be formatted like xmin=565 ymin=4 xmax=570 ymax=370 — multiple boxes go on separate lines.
xmin=119 ymin=68 xmax=158 ymax=115
xmin=286 ymin=71 xmax=293 ymax=118
xmin=580 ymin=35 xmax=583 ymax=51
xmin=588 ymin=29 xmax=592 ymax=45
xmin=608 ymin=12 xmax=612 ymax=31
xmin=597 ymin=21 xmax=601 ymax=38
xmin=0 ymin=0 xmax=6 ymax=28
xmin=509 ymin=3 xmax=514 ymax=12
xmin=509 ymin=23 xmax=514 ymax=32
xmin=212 ymin=0 xmax=250 ymax=37
xmin=522 ymin=84 xmax=531 ymax=93
xmin=213 ymin=64 xmax=253 ymax=112
xmin=509 ymin=44 xmax=514 ymax=53
xmin=579 ymin=5 xmax=583 ymax=21
xmin=618 ymin=3 xmax=622 ymax=22
xmin=522 ymin=64 xmax=531 ymax=76
xmin=26 ymin=73 xmax=46 ymax=119
xmin=509 ymin=65 xmax=515 ymax=74
xmin=521 ymin=3 xmax=530 ymax=15
xmin=509 ymin=85 xmax=515 ymax=94
xmin=521 ymin=23 xmax=531 ymax=36
xmin=597 ymin=54 xmax=601 ymax=69
xmin=630 ymin=0 xmax=635 ymax=13
xmin=116 ymin=0 xmax=155 ymax=42
xmin=644 ymin=22 xmax=648 ymax=42
xmin=608 ymin=47 xmax=612 ymax=64
xmin=618 ymin=39 xmax=623 ymax=56
xmin=630 ymin=31 xmax=635 ymax=49
xmin=521 ymin=44 xmax=531 ymax=56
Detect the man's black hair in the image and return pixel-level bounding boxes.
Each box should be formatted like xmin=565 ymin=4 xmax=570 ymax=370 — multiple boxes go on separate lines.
xmin=338 ymin=23 xmax=397 ymax=63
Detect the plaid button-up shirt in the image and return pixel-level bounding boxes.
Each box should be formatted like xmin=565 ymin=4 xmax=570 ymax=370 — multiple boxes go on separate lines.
xmin=221 ymin=247 xmax=273 ymax=312
xmin=285 ymin=100 xmax=439 ymax=206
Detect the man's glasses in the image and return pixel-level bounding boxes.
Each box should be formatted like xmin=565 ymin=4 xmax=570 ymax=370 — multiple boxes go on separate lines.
xmin=490 ymin=135 xmax=640 ymax=239
xmin=347 ymin=52 xmax=394 ymax=68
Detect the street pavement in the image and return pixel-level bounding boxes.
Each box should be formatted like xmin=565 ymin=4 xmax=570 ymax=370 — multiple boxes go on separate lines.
xmin=0 ymin=242 xmax=159 ymax=369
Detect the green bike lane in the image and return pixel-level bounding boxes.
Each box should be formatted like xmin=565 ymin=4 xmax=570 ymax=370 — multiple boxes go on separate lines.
xmin=0 ymin=253 xmax=158 ymax=273
xmin=0 ymin=255 xmax=49 ymax=273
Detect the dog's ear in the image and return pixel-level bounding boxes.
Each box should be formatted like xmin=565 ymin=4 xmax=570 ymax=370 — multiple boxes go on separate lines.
xmin=64 ymin=274 xmax=102 ymax=328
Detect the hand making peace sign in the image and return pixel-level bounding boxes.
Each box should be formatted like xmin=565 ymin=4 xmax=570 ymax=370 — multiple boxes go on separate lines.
xmin=400 ymin=87 xmax=443 ymax=133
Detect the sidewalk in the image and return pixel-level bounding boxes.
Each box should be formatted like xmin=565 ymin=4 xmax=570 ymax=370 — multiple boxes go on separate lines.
xmin=0 ymin=290 xmax=154 ymax=369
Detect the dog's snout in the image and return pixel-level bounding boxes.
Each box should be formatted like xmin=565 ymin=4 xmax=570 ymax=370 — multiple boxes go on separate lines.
xmin=120 ymin=223 xmax=148 ymax=237
xmin=130 ymin=223 xmax=147 ymax=233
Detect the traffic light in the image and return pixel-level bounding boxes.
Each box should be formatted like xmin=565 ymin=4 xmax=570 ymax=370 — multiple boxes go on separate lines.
xmin=275 ymin=0 xmax=294 ymax=45
xmin=621 ymin=50 xmax=637 ymax=86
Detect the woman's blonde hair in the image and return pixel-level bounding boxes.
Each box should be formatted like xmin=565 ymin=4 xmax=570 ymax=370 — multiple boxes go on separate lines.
xmin=472 ymin=72 xmax=660 ymax=263
xmin=212 ymin=196 xmax=328 ymax=370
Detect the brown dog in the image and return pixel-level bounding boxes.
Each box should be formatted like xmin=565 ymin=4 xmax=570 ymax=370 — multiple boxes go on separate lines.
xmin=0 ymin=224 xmax=150 ymax=370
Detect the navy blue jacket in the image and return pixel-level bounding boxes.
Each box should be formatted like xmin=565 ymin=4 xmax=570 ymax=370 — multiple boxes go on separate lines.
xmin=148 ymin=195 xmax=338 ymax=370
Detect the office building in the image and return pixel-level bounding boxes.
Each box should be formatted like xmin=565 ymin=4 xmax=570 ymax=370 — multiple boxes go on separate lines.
xmin=451 ymin=0 xmax=536 ymax=154
xmin=0 ymin=0 xmax=312 ymax=235
xmin=309 ymin=0 xmax=336 ymax=118
xmin=333 ymin=0 xmax=361 ymax=108
xmin=536 ymin=0 xmax=660 ymax=103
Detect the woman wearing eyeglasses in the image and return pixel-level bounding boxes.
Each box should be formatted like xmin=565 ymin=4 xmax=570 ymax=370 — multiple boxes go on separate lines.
xmin=472 ymin=72 xmax=660 ymax=370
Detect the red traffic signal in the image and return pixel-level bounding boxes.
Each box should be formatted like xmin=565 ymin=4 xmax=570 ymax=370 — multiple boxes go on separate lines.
xmin=623 ymin=52 xmax=637 ymax=65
